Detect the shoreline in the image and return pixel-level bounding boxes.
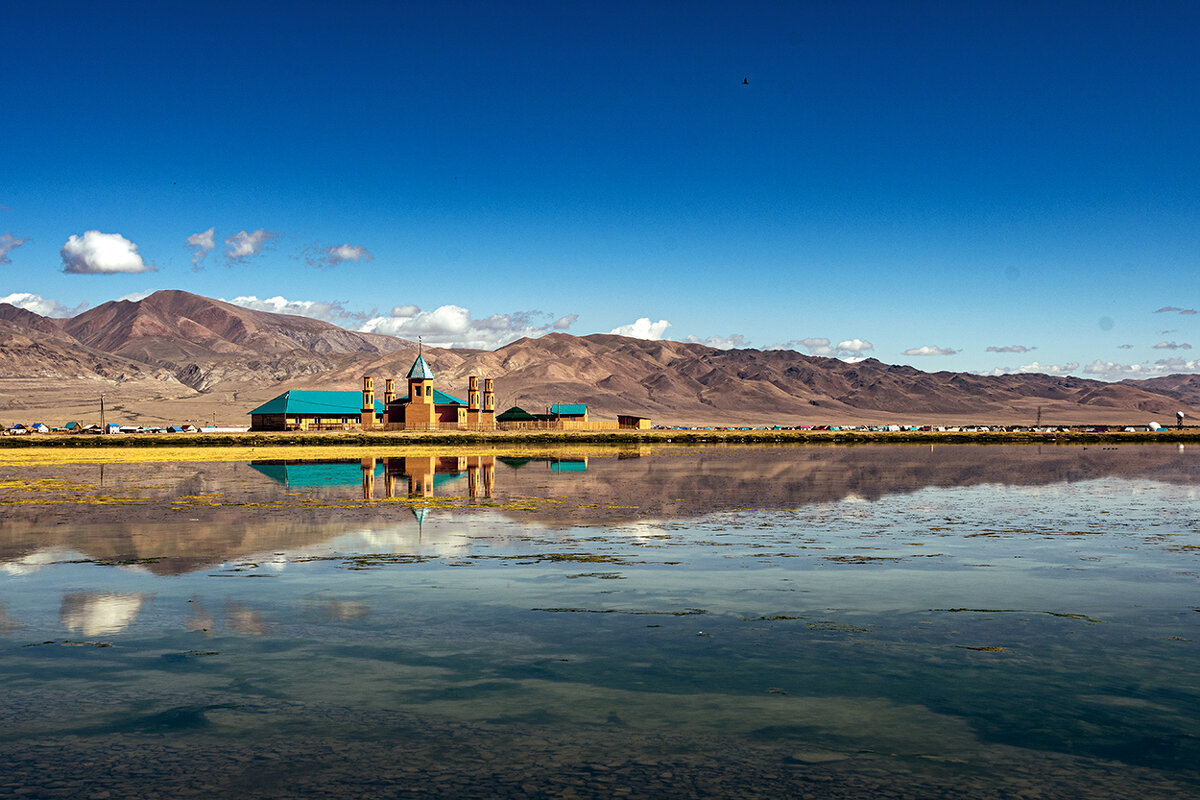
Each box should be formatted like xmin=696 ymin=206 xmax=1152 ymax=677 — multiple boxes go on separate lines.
xmin=1 ymin=428 xmax=1198 ymax=448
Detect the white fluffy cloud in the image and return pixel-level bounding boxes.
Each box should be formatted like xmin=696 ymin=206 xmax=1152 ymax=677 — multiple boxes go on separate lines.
xmin=60 ymin=231 xmax=154 ymax=274
xmin=903 ymin=345 xmax=958 ymax=356
xmin=1153 ymin=341 xmax=1192 ymax=350
xmin=768 ymin=337 xmax=873 ymax=359
xmin=305 ymin=243 xmax=373 ymax=268
xmin=610 ymin=318 xmax=671 ymax=340
xmin=985 ymin=361 xmax=1081 ymax=376
xmin=775 ymin=337 xmax=834 ymax=355
xmin=186 ymin=227 xmax=216 ymax=268
xmin=986 ymin=344 xmax=1035 ymax=354
xmin=225 ymin=229 xmax=278 ymax=263
xmin=0 ymin=232 xmax=30 ymax=265
xmin=0 ymin=292 xmax=87 ymax=317
xmin=837 ymin=338 xmax=873 ymax=353
xmin=684 ymin=333 xmax=748 ymax=350
xmin=360 ymin=304 xmax=577 ymax=349
xmin=227 ymin=295 xmax=367 ymax=324
xmin=1083 ymin=358 xmax=1200 ymax=379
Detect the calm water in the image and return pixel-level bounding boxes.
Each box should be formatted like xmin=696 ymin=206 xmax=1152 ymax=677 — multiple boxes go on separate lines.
xmin=1 ymin=444 xmax=1198 ymax=799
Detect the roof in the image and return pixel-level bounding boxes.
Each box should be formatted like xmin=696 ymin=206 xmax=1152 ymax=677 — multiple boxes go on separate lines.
xmin=407 ymin=354 xmax=435 ymax=380
xmin=550 ymin=403 xmax=587 ymax=416
xmin=497 ymin=406 xmax=537 ymax=422
xmin=392 ymin=389 xmax=465 ymax=406
xmin=249 ymin=390 xmax=383 ymax=416
xmin=249 ymin=460 xmax=383 ymax=488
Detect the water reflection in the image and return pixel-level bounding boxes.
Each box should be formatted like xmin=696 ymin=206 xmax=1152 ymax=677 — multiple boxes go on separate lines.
xmin=0 ymin=444 xmax=1198 ymax=797
xmin=59 ymin=592 xmax=148 ymax=636
xmin=248 ymin=454 xmax=593 ymax=499
xmin=0 ymin=445 xmax=1197 ymax=577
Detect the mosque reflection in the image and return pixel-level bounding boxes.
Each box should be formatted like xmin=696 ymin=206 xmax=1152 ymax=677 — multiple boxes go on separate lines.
xmin=248 ymin=455 xmax=589 ymax=500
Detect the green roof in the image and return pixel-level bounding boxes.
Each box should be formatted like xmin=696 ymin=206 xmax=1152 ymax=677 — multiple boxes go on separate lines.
xmin=550 ymin=403 xmax=587 ymax=416
xmin=392 ymin=388 xmax=465 ymax=406
xmin=407 ymin=354 xmax=435 ymax=380
xmin=497 ymin=406 xmax=537 ymax=422
xmin=249 ymin=460 xmax=383 ymax=487
xmin=249 ymin=391 xmax=382 ymax=416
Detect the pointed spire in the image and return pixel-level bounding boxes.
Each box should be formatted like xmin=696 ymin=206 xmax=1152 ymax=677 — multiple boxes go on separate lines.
xmin=407 ymin=352 xmax=435 ymax=380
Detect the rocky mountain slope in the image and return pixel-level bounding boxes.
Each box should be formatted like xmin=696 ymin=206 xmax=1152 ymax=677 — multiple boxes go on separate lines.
xmin=1 ymin=290 xmax=1196 ymax=426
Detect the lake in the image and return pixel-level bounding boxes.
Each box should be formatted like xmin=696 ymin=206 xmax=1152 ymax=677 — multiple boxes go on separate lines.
xmin=1 ymin=444 xmax=1198 ymax=799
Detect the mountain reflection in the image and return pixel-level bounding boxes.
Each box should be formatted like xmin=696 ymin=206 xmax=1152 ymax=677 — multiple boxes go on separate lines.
xmin=0 ymin=445 xmax=1196 ymax=576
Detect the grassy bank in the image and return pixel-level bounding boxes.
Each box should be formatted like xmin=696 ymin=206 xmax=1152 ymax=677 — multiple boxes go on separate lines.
xmin=1 ymin=429 xmax=1198 ymax=448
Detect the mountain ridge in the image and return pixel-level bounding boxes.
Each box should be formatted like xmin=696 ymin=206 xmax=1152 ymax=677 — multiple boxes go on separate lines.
xmin=1 ymin=290 xmax=1196 ymax=426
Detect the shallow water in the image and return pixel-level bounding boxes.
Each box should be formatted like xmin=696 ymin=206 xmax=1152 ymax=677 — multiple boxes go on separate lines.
xmin=1 ymin=444 xmax=1198 ymax=799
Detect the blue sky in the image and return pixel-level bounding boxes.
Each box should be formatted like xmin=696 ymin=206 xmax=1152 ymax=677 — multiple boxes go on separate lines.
xmin=2 ymin=1 xmax=1198 ymax=378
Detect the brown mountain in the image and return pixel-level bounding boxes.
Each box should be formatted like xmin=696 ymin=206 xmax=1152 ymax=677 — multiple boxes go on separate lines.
xmin=0 ymin=290 xmax=1197 ymax=427
xmin=59 ymin=290 xmax=411 ymax=392
xmin=1120 ymin=374 xmax=1200 ymax=409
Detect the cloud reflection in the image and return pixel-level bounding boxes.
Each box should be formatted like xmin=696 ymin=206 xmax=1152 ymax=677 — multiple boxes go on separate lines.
xmin=59 ymin=592 xmax=148 ymax=636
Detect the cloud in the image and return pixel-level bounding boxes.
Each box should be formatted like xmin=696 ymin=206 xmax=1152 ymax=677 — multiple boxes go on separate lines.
xmin=0 ymin=232 xmax=30 ymax=265
xmin=986 ymin=361 xmax=1080 ymax=376
xmin=553 ymin=313 xmax=578 ymax=330
xmin=1154 ymin=341 xmax=1193 ymax=350
xmin=610 ymin=318 xmax=671 ymax=340
xmin=118 ymin=290 xmax=156 ymax=303
xmin=1155 ymin=306 xmax=1197 ymax=314
xmin=768 ymin=336 xmax=872 ymax=358
xmin=60 ymin=231 xmax=154 ymax=274
xmin=836 ymin=338 xmax=873 ymax=353
xmin=304 ymin=242 xmax=374 ymax=268
xmin=903 ymin=345 xmax=958 ymax=356
xmin=0 ymin=292 xmax=87 ymax=317
xmin=986 ymin=344 xmax=1035 ymax=354
xmin=186 ymin=227 xmax=216 ymax=268
xmin=1082 ymin=358 xmax=1200 ymax=379
xmin=684 ymin=333 xmax=748 ymax=350
xmin=225 ymin=229 xmax=278 ymax=263
xmin=227 ymin=295 xmax=368 ymax=324
xmin=775 ymin=337 xmax=834 ymax=356
xmin=361 ymin=304 xmax=573 ymax=349
xmin=1117 ymin=344 xmax=1134 ymax=349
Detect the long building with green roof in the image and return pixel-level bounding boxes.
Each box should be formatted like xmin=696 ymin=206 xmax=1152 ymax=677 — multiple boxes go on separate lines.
xmin=249 ymin=352 xmax=494 ymax=431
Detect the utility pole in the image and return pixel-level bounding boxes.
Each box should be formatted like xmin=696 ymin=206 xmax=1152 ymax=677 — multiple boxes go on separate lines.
xmin=1036 ymin=406 xmax=1042 ymax=428
xmin=100 ymin=394 xmax=106 ymax=434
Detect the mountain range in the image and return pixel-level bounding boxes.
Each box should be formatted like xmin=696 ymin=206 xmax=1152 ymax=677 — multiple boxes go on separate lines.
xmin=1 ymin=290 xmax=1197 ymax=427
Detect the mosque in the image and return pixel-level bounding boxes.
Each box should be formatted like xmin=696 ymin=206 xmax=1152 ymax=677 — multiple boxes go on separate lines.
xmin=249 ymin=351 xmax=649 ymax=432
xmin=249 ymin=352 xmax=495 ymax=431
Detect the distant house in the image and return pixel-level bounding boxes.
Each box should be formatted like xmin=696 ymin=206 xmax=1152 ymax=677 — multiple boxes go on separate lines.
xmin=30 ymin=423 xmax=50 ymax=433
xmin=617 ymin=415 xmax=652 ymax=430
xmin=549 ymin=404 xmax=588 ymax=421
xmin=63 ymin=421 xmax=82 ymax=432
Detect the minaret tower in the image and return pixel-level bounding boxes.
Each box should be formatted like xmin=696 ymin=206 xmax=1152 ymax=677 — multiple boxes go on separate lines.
xmin=403 ymin=340 xmax=438 ymax=430
xmin=361 ymin=376 xmax=375 ymax=429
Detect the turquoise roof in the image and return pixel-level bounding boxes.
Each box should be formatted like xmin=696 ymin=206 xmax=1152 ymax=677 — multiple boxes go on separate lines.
xmin=393 ymin=389 xmax=466 ymax=406
xmin=550 ymin=403 xmax=587 ymax=416
xmin=249 ymin=460 xmax=384 ymax=487
xmin=407 ymin=354 xmax=435 ymax=380
xmin=249 ymin=390 xmax=382 ymax=416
